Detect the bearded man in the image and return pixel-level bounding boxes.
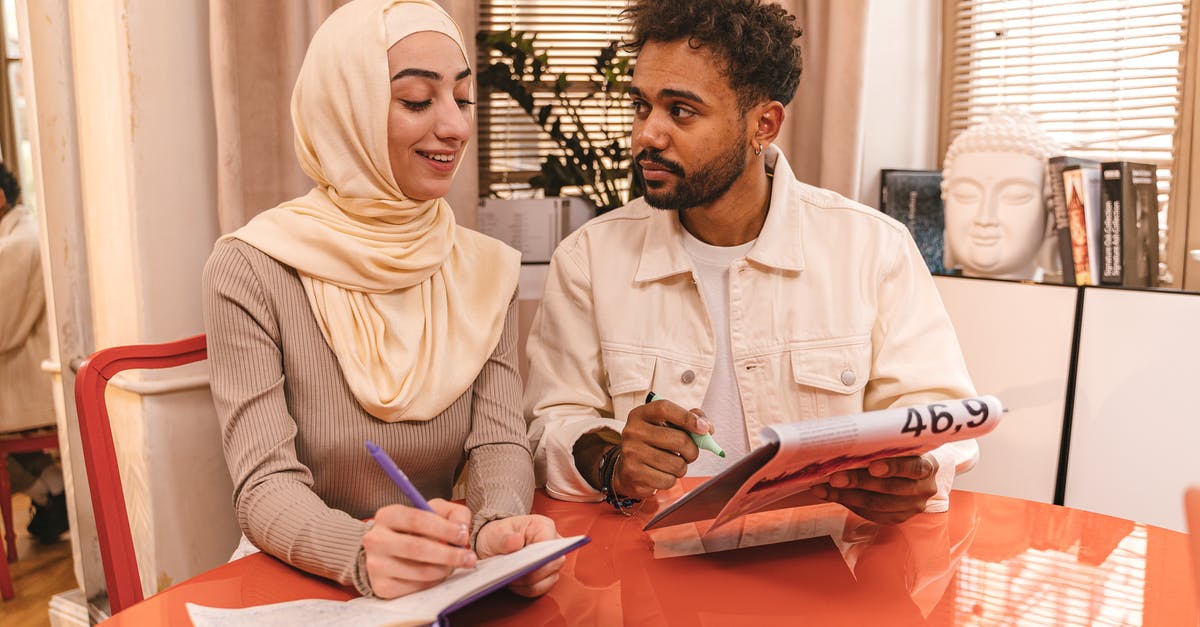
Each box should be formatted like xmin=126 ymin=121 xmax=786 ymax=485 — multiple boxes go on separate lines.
xmin=525 ymin=0 xmax=977 ymax=525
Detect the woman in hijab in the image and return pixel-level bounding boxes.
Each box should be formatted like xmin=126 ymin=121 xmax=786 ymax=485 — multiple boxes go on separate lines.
xmin=202 ymin=0 xmax=561 ymax=599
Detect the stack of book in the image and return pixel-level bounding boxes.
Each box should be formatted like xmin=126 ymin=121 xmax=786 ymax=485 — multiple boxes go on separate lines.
xmin=878 ymin=169 xmax=945 ymax=275
xmin=1048 ymin=157 xmax=1159 ymax=288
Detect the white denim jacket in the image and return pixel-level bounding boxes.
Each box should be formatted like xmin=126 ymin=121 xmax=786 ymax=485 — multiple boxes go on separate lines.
xmin=525 ymin=147 xmax=978 ymax=509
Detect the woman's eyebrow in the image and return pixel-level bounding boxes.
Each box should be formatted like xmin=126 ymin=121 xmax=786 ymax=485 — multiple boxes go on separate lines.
xmin=391 ymin=67 xmax=473 ymax=81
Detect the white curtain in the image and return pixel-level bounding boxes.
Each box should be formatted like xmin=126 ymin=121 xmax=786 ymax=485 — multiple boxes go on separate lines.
xmin=773 ymin=0 xmax=871 ymax=200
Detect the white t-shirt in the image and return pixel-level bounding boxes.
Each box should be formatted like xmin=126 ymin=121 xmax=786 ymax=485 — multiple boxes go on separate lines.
xmin=680 ymin=229 xmax=755 ymax=477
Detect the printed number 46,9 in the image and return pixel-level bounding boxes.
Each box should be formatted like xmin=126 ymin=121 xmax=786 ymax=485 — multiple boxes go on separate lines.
xmin=901 ymin=398 xmax=989 ymax=438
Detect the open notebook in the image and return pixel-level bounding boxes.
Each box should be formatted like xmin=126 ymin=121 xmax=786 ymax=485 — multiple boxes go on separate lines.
xmin=187 ymin=535 xmax=588 ymax=627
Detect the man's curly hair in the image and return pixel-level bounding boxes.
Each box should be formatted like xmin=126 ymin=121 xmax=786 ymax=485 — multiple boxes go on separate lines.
xmin=0 ymin=162 xmax=18 ymax=208
xmin=622 ymin=0 xmax=803 ymax=112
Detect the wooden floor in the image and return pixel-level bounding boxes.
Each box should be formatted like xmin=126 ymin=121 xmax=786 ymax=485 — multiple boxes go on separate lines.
xmin=1 ymin=493 xmax=76 ymax=627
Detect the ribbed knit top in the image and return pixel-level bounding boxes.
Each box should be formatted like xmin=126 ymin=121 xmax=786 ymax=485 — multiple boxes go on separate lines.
xmin=201 ymin=238 xmax=533 ymax=595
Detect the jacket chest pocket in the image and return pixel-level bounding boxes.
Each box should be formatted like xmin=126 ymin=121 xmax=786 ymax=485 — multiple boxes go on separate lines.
xmin=602 ymin=349 xmax=708 ymax=424
xmin=602 ymin=350 xmax=655 ymax=425
xmin=786 ymin=337 xmax=871 ymax=419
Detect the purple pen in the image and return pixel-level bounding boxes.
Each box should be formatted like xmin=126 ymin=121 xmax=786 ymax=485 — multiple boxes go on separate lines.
xmin=365 ymin=441 xmax=434 ymax=513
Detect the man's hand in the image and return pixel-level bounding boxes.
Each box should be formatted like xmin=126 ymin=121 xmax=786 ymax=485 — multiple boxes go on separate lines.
xmin=811 ymin=454 xmax=940 ymax=525
xmin=362 ymin=499 xmax=475 ymax=599
xmin=611 ymin=399 xmax=712 ymax=499
xmin=475 ymin=514 xmax=564 ymax=597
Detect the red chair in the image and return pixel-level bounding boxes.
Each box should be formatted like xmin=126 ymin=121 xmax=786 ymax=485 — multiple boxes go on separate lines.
xmin=74 ymin=335 xmax=207 ymax=614
xmin=0 ymin=426 xmax=60 ymax=601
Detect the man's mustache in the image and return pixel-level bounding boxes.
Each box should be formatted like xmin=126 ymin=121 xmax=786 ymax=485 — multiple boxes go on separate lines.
xmin=636 ymin=149 xmax=685 ymax=176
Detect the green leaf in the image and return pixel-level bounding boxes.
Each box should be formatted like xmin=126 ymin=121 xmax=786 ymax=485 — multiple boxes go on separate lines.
xmin=533 ymin=53 xmax=549 ymax=82
xmin=480 ymin=36 xmax=635 ymax=213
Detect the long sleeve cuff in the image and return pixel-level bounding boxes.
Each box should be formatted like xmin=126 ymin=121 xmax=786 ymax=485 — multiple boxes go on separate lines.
xmin=240 ymin=486 xmax=371 ymax=593
xmin=353 ymin=528 xmax=374 ymax=597
xmin=466 ymin=443 xmax=535 ymax=547
xmin=923 ymin=438 xmax=980 ymax=513
xmin=533 ymin=415 xmax=627 ymax=502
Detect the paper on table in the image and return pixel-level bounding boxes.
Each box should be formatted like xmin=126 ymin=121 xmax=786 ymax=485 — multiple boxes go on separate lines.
xmin=648 ymin=501 xmax=850 ymax=558
xmin=188 ymin=598 xmax=419 ymax=627
xmin=187 ymin=535 xmax=588 ymax=627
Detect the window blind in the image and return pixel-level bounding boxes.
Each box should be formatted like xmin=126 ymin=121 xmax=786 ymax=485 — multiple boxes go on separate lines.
xmin=943 ymin=0 xmax=1190 ymax=280
xmin=477 ymin=1 xmax=632 ymax=200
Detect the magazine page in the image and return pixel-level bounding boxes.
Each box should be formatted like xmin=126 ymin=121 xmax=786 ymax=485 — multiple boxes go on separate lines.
xmin=709 ymin=395 xmax=1003 ymax=529
xmin=641 ymin=442 xmax=781 ymax=530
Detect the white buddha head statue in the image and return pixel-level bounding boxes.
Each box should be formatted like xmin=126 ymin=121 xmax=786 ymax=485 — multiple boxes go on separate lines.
xmin=942 ymin=108 xmax=1060 ymax=279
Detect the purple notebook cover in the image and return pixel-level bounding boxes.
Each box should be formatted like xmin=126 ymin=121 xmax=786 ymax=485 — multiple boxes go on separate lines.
xmin=437 ymin=536 xmax=590 ymax=626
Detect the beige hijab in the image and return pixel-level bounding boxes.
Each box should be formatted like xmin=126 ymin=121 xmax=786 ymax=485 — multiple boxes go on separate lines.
xmin=226 ymin=0 xmax=519 ymax=422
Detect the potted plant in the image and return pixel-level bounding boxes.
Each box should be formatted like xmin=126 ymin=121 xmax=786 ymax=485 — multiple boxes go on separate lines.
xmin=476 ymin=29 xmax=644 ymax=213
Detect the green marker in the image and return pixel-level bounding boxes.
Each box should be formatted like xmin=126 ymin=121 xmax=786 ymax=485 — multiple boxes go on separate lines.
xmin=645 ymin=392 xmax=726 ymax=458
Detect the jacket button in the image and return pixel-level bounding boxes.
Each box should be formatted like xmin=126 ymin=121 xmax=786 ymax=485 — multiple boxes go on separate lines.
xmin=840 ymin=370 xmax=856 ymax=386
xmin=681 ymin=370 xmax=696 ymax=384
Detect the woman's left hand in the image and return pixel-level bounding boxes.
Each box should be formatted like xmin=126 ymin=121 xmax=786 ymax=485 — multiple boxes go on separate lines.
xmin=474 ymin=514 xmax=564 ymax=597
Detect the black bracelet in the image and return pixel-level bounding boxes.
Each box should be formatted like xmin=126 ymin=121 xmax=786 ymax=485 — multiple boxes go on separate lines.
xmin=599 ymin=445 xmax=640 ymax=513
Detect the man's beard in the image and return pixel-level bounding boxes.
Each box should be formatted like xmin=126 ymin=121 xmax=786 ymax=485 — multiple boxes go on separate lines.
xmin=638 ymin=141 xmax=747 ymax=211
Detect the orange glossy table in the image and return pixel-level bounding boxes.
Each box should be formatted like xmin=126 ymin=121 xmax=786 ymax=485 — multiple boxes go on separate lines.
xmin=106 ymin=480 xmax=1198 ymax=626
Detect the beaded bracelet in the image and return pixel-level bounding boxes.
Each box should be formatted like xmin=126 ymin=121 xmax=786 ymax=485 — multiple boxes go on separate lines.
xmin=599 ymin=445 xmax=640 ymax=513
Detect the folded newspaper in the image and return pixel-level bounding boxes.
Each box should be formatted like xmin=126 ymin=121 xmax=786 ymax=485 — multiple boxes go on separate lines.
xmin=644 ymin=395 xmax=1004 ymax=531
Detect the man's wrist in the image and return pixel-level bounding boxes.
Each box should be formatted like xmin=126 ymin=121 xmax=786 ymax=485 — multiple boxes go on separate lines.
xmin=597 ymin=444 xmax=640 ymax=512
xmin=572 ymin=430 xmax=619 ymax=491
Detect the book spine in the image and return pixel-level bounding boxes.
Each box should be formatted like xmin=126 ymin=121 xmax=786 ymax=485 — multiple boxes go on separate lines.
xmin=1122 ymin=163 xmax=1160 ymax=287
xmin=1081 ymin=165 xmax=1103 ymax=284
xmin=880 ymin=170 xmax=890 ymax=211
xmin=877 ymin=170 xmax=944 ymax=274
xmin=1099 ymin=163 xmax=1123 ymax=284
xmin=1062 ymin=167 xmax=1092 ymax=285
xmin=1048 ymin=157 xmax=1077 ymax=286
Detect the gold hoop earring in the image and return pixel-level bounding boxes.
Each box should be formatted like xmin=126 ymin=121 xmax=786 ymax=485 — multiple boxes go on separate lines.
xmin=754 ymin=143 xmax=763 ymax=156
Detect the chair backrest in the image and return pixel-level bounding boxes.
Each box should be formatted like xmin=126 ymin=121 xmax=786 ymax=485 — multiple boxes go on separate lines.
xmin=1187 ymin=485 xmax=1200 ymax=602
xmin=73 ymin=334 xmax=207 ymax=615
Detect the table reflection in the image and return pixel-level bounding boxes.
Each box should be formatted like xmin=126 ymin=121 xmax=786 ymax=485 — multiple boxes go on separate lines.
xmin=452 ymin=484 xmax=1193 ymax=626
xmin=956 ymin=497 xmax=1145 ymax=626
xmin=101 ymin=479 xmax=1195 ymax=627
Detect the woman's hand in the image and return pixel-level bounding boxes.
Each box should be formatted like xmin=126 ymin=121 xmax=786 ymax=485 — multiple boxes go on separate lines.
xmin=362 ymin=498 xmax=476 ymax=599
xmin=475 ymin=514 xmax=564 ymax=598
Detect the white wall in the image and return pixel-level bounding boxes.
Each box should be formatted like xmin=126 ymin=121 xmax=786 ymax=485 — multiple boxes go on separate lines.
xmin=57 ymin=0 xmax=236 ymax=601
xmin=856 ymin=0 xmax=941 ymax=207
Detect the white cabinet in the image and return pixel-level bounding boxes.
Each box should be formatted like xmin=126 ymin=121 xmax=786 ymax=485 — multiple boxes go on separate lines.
xmin=934 ymin=276 xmax=1077 ymax=504
xmin=937 ymin=276 xmax=1200 ymax=531
xmin=1064 ymin=287 xmax=1200 ymax=531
